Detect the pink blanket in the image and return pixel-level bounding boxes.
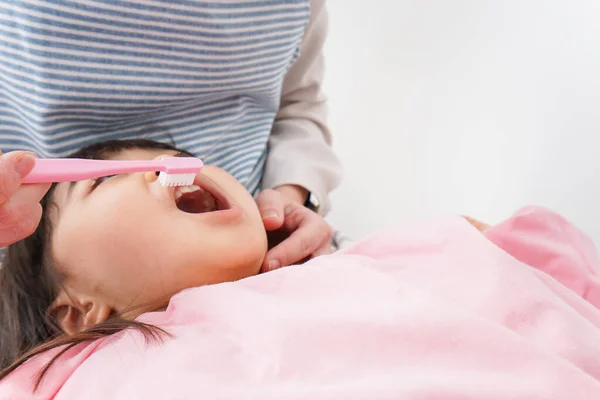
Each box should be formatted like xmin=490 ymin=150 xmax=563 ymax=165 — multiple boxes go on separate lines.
xmin=2 ymin=206 xmax=600 ymax=399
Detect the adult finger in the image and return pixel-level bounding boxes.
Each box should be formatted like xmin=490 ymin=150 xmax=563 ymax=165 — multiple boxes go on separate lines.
xmin=256 ymin=189 xmax=285 ymax=231
xmin=0 ymin=183 xmax=50 ymax=246
xmin=16 ymin=180 xmax=51 ymax=205
xmin=0 ymin=151 xmax=37 ymax=205
xmin=262 ymin=206 xmax=332 ymax=271
xmin=311 ymin=241 xmax=334 ymax=258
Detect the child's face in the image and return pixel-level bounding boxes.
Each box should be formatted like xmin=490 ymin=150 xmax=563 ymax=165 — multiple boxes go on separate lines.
xmin=49 ymin=148 xmax=267 ymax=316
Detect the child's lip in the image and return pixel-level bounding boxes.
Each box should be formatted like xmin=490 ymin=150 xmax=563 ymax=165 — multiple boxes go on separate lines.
xmin=191 ymin=174 xmax=232 ymax=211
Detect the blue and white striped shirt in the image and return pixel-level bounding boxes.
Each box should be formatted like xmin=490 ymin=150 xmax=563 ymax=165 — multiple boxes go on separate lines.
xmin=0 ymin=0 xmax=314 ymax=196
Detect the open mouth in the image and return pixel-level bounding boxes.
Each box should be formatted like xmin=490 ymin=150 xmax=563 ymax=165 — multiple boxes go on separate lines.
xmin=173 ymin=181 xmax=230 ymax=214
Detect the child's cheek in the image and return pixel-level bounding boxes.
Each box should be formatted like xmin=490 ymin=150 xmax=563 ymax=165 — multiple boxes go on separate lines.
xmin=147 ymin=179 xmax=176 ymax=206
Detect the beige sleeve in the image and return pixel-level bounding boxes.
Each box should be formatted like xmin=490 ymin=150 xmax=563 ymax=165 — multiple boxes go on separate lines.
xmin=261 ymin=0 xmax=342 ymax=215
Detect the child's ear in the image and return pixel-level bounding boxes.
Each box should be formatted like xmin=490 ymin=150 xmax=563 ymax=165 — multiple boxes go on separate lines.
xmin=50 ymin=290 xmax=113 ymax=335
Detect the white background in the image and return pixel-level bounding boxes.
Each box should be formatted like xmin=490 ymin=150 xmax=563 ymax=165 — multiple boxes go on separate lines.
xmin=324 ymin=0 xmax=600 ymax=243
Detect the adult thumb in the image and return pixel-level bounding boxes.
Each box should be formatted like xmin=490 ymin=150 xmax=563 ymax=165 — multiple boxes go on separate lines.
xmin=256 ymin=189 xmax=284 ymax=230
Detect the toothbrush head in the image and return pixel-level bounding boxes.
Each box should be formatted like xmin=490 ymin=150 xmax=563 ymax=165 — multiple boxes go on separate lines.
xmin=158 ymin=172 xmax=197 ymax=187
xmin=157 ymin=157 xmax=204 ymax=187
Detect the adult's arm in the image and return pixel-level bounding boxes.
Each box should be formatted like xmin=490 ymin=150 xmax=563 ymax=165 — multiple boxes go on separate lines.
xmin=261 ymin=0 xmax=342 ymax=215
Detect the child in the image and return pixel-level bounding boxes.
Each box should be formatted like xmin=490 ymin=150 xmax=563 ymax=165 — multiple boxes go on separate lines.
xmin=1 ymin=139 xmax=600 ymax=399
xmin=0 ymin=138 xmax=268 ymax=376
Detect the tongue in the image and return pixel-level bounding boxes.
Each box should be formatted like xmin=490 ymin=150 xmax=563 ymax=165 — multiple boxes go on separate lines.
xmin=176 ymin=190 xmax=218 ymax=213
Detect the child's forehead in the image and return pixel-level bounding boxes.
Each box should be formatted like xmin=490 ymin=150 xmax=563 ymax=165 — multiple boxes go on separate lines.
xmin=51 ymin=147 xmax=181 ymax=209
xmin=106 ymin=148 xmax=179 ymax=160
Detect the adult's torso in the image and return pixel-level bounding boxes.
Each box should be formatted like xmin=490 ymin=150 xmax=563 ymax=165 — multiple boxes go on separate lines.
xmin=0 ymin=0 xmax=310 ymax=193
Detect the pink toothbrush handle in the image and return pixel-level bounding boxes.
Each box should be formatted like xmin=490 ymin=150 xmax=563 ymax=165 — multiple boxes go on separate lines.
xmin=22 ymin=159 xmax=174 ymax=184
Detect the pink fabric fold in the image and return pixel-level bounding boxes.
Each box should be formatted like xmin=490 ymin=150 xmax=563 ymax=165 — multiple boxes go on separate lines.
xmin=2 ymin=206 xmax=599 ymax=399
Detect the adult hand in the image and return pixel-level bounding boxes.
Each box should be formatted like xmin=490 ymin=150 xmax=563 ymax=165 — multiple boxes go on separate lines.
xmin=0 ymin=151 xmax=51 ymax=247
xmin=256 ymin=185 xmax=333 ymax=272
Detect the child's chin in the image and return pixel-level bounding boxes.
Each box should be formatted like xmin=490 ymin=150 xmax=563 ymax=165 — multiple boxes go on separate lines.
xmin=223 ymin=255 xmax=266 ymax=283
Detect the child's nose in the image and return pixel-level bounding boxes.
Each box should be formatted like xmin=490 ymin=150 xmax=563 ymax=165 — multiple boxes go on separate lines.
xmin=143 ymin=154 xmax=173 ymax=183
xmin=143 ymin=170 xmax=160 ymax=183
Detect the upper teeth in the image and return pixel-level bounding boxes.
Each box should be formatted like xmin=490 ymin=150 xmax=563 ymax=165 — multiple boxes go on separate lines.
xmin=174 ymin=185 xmax=202 ymax=201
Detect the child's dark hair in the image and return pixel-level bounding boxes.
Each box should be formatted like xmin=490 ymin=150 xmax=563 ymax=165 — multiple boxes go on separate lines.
xmin=0 ymin=139 xmax=192 ymax=388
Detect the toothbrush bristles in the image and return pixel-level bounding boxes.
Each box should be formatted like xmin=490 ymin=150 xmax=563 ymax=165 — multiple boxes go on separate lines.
xmin=158 ymin=172 xmax=196 ymax=187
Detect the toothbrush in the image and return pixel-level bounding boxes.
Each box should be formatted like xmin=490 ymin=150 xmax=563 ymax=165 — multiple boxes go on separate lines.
xmin=22 ymin=157 xmax=204 ymax=187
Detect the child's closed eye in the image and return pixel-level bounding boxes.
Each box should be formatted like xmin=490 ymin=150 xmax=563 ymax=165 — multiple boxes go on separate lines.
xmin=90 ymin=175 xmax=116 ymax=190
xmin=89 ymin=171 xmax=160 ymax=192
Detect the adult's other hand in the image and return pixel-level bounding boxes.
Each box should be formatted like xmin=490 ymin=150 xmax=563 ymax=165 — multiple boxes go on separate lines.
xmin=256 ymin=187 xmax=332 ymax=272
